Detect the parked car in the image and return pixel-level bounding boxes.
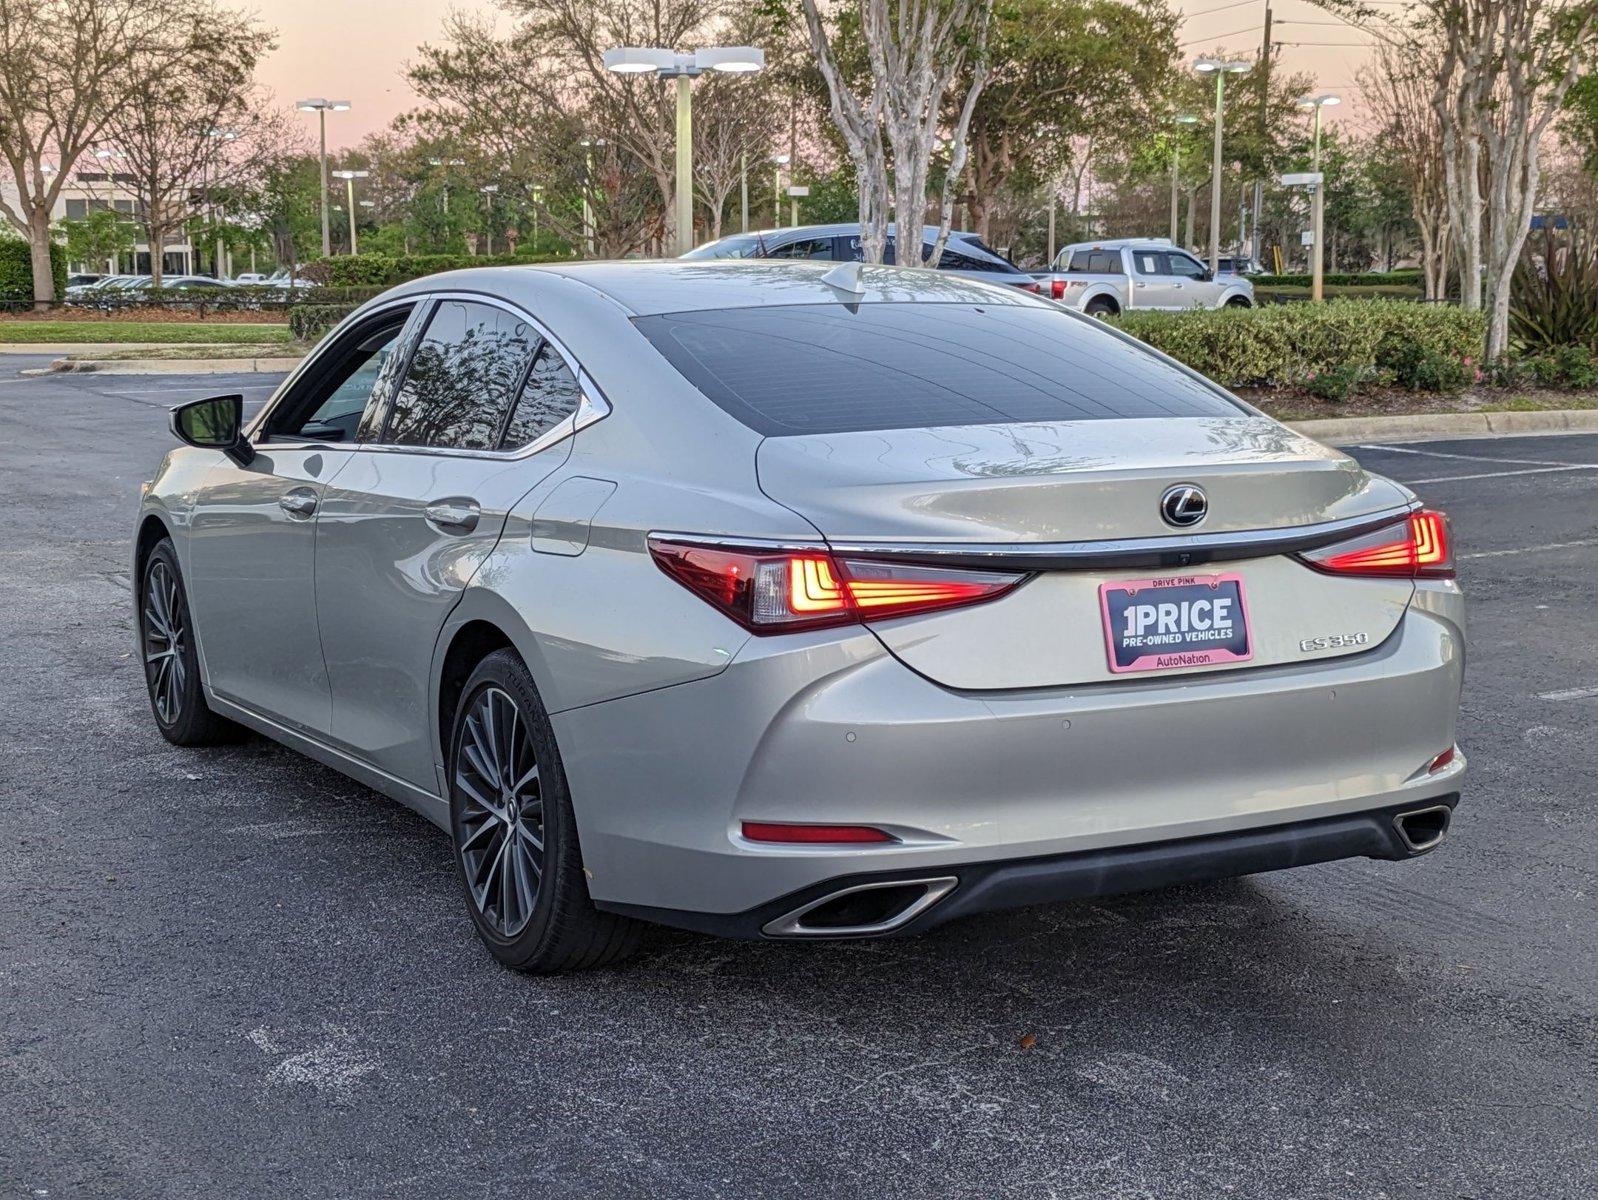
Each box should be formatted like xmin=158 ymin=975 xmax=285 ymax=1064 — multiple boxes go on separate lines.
xmin=685 ymin=223 xmax=1041 ymax=291
xmin=1216 ymin=254 xmax=1264 ymax=277
xmin=1034 ymin=238 xmax=1254 ymax=315
xmin=136 ymin=261 xmax=1465 ymax=972
xmin=65 ymin=273 xmax=104 ymax=288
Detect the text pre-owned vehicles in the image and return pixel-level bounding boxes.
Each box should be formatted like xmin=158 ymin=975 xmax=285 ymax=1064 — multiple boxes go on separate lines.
xmin=684 ymin=223 xmax=1041 ymax=291
xmin=1035 ymin=238 xmax=1255 ymax=315
xmin=135 ymin=260 xmax=1465 ymax=973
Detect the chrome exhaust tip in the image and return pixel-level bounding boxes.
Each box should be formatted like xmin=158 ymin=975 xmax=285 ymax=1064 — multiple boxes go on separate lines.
xmin=762 ymin=877 xmax=958 ymax=938
xmin=1392 ymin=804 xmax=1452 ymax=854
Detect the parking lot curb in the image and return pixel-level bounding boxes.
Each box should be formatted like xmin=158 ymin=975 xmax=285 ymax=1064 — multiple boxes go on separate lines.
xmin=1288 ymin=409 xmax=1598 ymax=444
xmin=23 ymin=354 xmax=303 ymax=377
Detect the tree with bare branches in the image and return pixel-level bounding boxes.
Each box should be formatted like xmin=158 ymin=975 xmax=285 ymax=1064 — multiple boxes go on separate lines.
xmin=102 ymin=11 xmax=282 ymax=286
xmin=0 ymin=0 xmax=211 ymax=303
xmin=1358 ymin=39 xmax=1451 ymax=300
xmin=798 ymin=0 xmax=995 ymax=265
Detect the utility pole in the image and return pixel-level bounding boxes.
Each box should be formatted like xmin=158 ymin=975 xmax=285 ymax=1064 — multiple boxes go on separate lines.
xmin=1253 ymin=3 xmax=1271 ymax=267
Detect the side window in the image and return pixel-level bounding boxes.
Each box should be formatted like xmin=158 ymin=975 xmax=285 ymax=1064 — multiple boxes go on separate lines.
xmin=383 ymin=300 xmax=539 ymax=450
xmin=501 ymin=343 xmax=582 ymax=450
xmin=1132 ymin=251 xmax=1163 ymax=276
xmin=847 ymin=237 xmax=898 ymax=265
xmin=1066 ymin=250 xmax=1093 ymax=273
xmin=263 ymin=309 xmax=414 ymax=444
xmin=297 ymin=327 xmax=404 ymax=442
xmin=768 ymin=237 xmax=839 ymax=261
xmin=1166 ymin=253 xmax=1208 ymax=279
xmin=1087 ymin=250 xmax=1124 ymax=274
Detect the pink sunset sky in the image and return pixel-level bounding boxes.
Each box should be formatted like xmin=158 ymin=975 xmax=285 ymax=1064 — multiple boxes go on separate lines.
xmin=261 ymin=0 xmax=1372 ymax=150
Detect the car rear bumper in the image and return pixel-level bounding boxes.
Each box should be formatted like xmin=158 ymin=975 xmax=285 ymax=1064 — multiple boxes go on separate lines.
xmin=553 ymin=585 xmax=1465 ymax=931
xmin=599 ymin=794 xmax=1461 ymax=939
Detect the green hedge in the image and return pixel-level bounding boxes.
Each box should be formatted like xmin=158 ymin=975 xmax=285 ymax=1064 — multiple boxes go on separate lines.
xmin=288 ymin=304 xmax=353 ymax=342
xmin=0 ymin=238 xmax=67 ymax=304
xmin=1252 ymin=269 xmax=1422 ymax=288
xmin=303 ymin=252 xmax=571 ymax=289
xmin=1110 ymin=300 xmax=1486 ymax=391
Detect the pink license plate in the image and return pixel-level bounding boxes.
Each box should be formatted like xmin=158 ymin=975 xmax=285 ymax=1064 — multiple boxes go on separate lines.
xmin=1099 ymin=573 xmax=1254 ymax=674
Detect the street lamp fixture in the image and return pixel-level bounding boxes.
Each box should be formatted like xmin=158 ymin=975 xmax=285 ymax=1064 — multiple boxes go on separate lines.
xmin=601 ymin=45 xmax=767 ymax=253
xmin=1296 ymin=93 xmax=1341 ymax=301
xmin=1192 ymin=59 xmax=1250 ymax=277
xmin=331 ymin=169 xmax=369 ymax=255
xmin=297 ymin=99 xmax=351 ymax=257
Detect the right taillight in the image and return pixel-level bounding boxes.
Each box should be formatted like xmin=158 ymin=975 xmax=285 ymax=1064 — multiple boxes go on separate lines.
xmin=648 ymin=537 xmax=1025 ymax=634
xmin=1299 ymin=509 xmax=1454 ymax=579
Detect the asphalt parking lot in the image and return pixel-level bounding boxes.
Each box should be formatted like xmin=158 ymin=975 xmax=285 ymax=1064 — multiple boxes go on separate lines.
xmin=2 ymin=363 xmax=1594 ymax=1199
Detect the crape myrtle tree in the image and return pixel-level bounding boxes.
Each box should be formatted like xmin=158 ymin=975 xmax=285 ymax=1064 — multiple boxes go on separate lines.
xmin=0 ymin=0 xmax=213 ymax=304
xmin=796 ymin=0 xmax=996 ymax=266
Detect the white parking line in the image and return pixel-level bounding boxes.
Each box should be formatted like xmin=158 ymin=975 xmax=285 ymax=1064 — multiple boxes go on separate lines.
xmin=1537 ymin=686 xmax=1598 ymax=702
xmin=1462 ymin=538 xmax=1598 ymax=560
xmin=1408 ymin=465 xmax=1598 ymax=484
xmin=1355 ymin=443 xmax=1598 ymax=468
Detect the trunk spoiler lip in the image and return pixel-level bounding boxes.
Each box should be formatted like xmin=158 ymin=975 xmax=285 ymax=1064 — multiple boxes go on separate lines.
xmin=652 ymin=502 xmax=1422 ymax=574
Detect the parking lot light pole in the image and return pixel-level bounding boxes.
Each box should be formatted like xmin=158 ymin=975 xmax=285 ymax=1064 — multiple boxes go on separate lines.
xmin=1297 ymin=93 xmax=1341 ymax=302
xmin=1193 ymin=59 xmax=1249 ymax=276
xmin=1170 ymin=113 xmax=1199 ymax=245
xmin=295 ymin=99 xmax=350 ymax=258
xmin=331 ymin=170 xmax=369 ymax=255
xmin=480 ymin=184 xmax=499 ymax=255
xmin=769 ymin=153 xmax=790 ymax=228
xmin=578 ymin=137 xmax=605 ymax=257
xmin=602 ymin=46 xmax=766 ymax=255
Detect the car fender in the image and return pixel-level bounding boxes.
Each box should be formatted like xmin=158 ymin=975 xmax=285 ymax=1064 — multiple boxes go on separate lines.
xmin=1217 ymin=283 xmax=1255 ymax=308
xmin=1071 ymin=282 xmax=1124 ymax=313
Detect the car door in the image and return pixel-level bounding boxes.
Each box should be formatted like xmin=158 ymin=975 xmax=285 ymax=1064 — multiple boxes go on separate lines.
xmin=183 ymin=302 xmax=420 ymax=733
xmin=312 ymin=295 xmax=583 ymax=789
xmin=1129 ymin=248 xmax=1179 ymax=309
xmin=1164 ymin=251 xmax=1220 ymax=308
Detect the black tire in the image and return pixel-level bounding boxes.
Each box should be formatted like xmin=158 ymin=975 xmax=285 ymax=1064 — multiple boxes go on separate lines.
xmin=1225 ymin=296 xmax=1253 ymax=308
xmin=447 ymin=649 xmax=643 ymax=973
xmin=138 ymin=538 xmax=242 ymax=746
xmin=1084 ymin=297 xmax=1119 ymax=318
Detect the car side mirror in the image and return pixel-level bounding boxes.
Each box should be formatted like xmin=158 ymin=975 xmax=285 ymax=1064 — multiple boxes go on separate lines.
xmin=170 ymin=394 xmax=254 ymax=466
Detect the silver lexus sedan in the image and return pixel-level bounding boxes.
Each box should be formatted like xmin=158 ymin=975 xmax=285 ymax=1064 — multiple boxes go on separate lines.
xmin=135 ymin=261 xmax=1465 ymax=972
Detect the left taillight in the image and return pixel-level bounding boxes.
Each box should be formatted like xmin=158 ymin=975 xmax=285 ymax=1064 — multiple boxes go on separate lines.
xmin=1298 ymin=509 xmax=1454 ymax=579
xmin=648 ymin=537 xmax=1026 ymax=634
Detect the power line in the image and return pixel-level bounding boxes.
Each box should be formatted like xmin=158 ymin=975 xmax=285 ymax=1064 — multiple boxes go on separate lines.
xmin=1182 ymin=0 xmax=1256 ymax=20
xmin=1181 ymin=23 xmax=1264 ymax=46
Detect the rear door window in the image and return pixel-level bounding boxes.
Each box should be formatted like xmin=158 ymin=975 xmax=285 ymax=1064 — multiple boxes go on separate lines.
xmin=382 ymin=300 xmax=540 ymax=450
xmin=1132 ymin=250 xmax=1163 ymax=276
xmin=635 ymin=302 xmax=1241 ymax=436
xmin=767 ymin=237 xmax=839 ymax=261
xmin=501 ymin=343 xmax=582 ymax=449
xmin=1066 ymin=250 xmax=1123 ymax=274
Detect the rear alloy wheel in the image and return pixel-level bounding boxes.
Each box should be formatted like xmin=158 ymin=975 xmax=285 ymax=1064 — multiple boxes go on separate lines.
xmin=448 ymin=649 xmax=642 ymax=972
xmin=1084 ymin=297 xmax=1118 ymax=319
xmin=139 ymin=539 xmax=240 ymax=746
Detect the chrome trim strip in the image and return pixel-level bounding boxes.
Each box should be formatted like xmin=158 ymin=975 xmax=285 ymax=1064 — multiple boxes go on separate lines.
xmin=762 ymin=877 xmax=959 ymax=938
xmin=652 ymin=504 xmax=1419 ymax=571
xmin=823 ymin=504 xmax=1421 ymax=570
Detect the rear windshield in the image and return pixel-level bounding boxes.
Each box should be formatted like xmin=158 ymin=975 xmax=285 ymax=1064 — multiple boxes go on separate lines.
xmin=634 ymin=302 xmax=1241 ymax=437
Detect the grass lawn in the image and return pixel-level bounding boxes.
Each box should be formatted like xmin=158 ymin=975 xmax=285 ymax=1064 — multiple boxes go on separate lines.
xmin=0 ymin=321 xmax=292 ymax=344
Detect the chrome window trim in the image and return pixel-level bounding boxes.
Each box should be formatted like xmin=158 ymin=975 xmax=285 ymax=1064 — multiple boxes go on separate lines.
xmin=248 ymin=289 xmax=612 ymax=462
xmin=651 ymin=504 xmax=1421 ymax=571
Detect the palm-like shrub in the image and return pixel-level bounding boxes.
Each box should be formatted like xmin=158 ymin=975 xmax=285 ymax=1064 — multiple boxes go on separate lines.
xmin=1511 ymin=237 xmax=1598 ymax=352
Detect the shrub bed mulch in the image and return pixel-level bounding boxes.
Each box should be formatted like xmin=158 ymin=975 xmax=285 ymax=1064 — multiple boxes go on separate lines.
xmin=0 ymin=306 xmax=289 ymax=325
xmin=1241 ymin=384 xmax=1598 ymax=423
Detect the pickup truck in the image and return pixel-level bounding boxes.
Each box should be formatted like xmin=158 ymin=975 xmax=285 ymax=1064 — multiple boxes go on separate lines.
xmin=1033 ymin=238 xmax=1255 ymax=316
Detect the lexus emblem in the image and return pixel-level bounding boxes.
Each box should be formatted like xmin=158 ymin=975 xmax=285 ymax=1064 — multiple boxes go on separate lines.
xmin=1160 ymin=483 xmax=1208 ymax=528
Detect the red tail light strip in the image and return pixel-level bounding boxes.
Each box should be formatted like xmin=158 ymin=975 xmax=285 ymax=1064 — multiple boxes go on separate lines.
xmin=1299 ymin=509 xmax=1455 ymax=580
xmin=649 ymin=537 xmax=1026 ymax=635
xmin=741 ymin=821 xmax=896 ymax=844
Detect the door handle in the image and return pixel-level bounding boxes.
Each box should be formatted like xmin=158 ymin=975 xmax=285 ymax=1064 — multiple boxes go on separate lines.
xmin=278 ymin=488 xmax=317 ymax=519
xmin=424 ymin=499 xmax=481 ymax=534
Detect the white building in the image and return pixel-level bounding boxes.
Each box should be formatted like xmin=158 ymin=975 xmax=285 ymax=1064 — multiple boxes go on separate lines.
xmin=2 ymin=168 xmax=196 ymax=276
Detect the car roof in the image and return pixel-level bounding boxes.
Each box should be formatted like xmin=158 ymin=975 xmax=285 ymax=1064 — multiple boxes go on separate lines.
xmin=383 ymin=259 xmax=1046 ymax=318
